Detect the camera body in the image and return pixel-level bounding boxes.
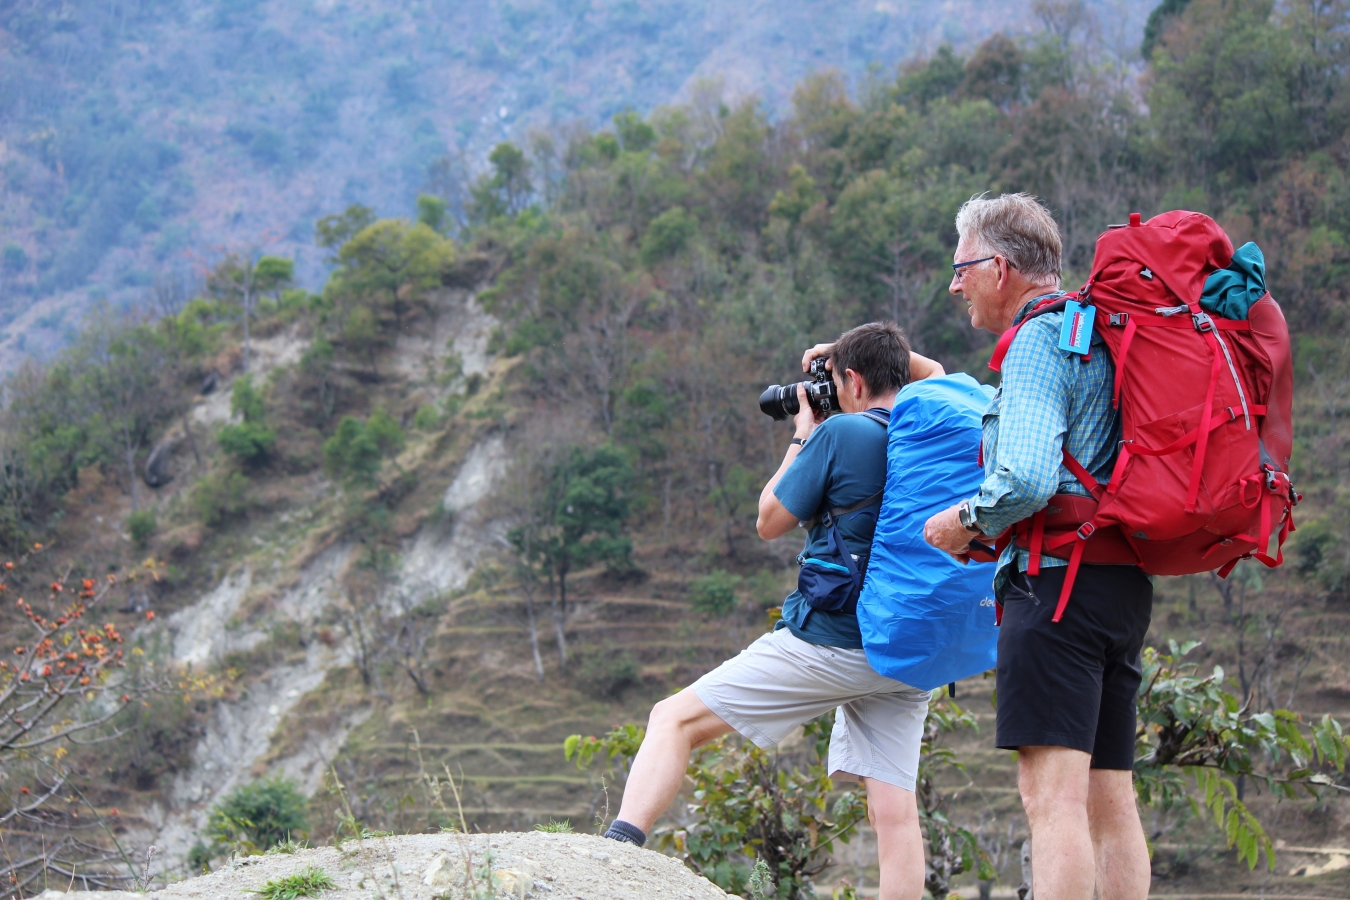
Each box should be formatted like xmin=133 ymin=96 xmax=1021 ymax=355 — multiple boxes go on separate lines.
xmin=759 ymin=358 xmax=841 ymax=421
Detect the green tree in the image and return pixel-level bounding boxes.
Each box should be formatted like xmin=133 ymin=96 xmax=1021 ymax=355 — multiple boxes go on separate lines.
xmin=331 ymin=218 xmax=455 ymax=335
xmin=217 ymin=376 xmax=277 ymax=466
xmin=315 ymin=204 xmax=376 ymax=258
xmin=469 ymin=142 xmax=533 ymax=222
xmin=507 ymin=445 xmax=634 ymax=665
xmin=416 ymin=193 xmax=448 ymax=233
xmin=322 ymin=412 xmax=404 ymax=488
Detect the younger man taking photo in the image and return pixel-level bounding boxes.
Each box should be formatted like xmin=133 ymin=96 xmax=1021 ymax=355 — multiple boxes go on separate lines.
xmin=603 ymin=322 xmax=940 ymax=900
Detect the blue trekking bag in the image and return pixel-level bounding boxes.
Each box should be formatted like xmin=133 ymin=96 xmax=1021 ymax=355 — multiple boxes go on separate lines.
xmin=857 ymin=374 xmax=999 ymax=691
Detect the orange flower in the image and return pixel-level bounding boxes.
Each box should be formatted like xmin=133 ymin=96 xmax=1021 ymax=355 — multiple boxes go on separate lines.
xmin=19 ymin=788 xmax=28 ymax=794
xmin=3 ymin=561 xmax=12 ymax=569
xmin=110 ymin=808 xmax=119 ymax=816
xmin=50 ymin=583 xmax=62 ymax=592
xmin=121 ymin=694 xmax=130 ymax=703
xmin=82 ymin=579 xmax=95 ymax=591
xmin=78 ymin=676 xmax=90 ymax=685
xmin=13 ymin=647 xmax=24 ymax=654
xmin=145 ymin=610 xmax=156 ymax=621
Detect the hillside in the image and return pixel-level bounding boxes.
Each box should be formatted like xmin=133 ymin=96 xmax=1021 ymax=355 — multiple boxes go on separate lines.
xmin=4 ymin=2 xmax=1350 ymax=899
xmin=0 ymin=0 xmax=1159 ymax=368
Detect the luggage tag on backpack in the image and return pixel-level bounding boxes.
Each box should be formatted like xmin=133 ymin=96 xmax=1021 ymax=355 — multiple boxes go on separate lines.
xmin=1058 ymin=300 xmax=1096 ymax=355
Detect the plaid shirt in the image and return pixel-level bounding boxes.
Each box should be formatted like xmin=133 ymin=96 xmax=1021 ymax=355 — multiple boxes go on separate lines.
xmin=971 ymin=296 xmax=1120 ymax=590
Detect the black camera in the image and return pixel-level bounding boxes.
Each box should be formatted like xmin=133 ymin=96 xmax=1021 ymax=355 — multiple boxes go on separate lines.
xmin=759 ymin=358 xmax=840 ymax=421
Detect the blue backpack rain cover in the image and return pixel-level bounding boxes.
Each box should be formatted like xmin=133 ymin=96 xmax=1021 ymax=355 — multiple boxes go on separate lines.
xmin=857 ymin=374 xmax=999 ymax=691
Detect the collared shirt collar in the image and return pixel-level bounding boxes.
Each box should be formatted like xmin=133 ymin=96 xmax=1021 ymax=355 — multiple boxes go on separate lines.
xmin=1011 ymin=291 xmax=1067 ymax=326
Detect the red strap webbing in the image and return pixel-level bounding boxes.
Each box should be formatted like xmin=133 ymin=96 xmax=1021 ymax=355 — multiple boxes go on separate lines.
xmin=1113 ymin=317 xmax=1138 ymax=410
xmin=1129 ymin=316 xmax=1251 ymax=331
xmin=1053 ymin=535 xmax=1088 ymax=623
xmin=1186 ymin=331 xmax=1225 ymax=512
xmin=1027 ymin=511 xmax=1045 ymax=576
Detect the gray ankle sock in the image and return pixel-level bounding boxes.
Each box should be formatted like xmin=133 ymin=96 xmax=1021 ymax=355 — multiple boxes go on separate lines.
xmin=603 ymin=819 xmax=646 ymax=847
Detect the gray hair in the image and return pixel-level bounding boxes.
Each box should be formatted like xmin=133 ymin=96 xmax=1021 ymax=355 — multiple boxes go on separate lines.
xmin=955 ymin=193 xmax=1062 ymax=284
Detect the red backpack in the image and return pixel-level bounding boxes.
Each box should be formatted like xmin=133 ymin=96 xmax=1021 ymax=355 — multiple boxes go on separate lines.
xmin=987 ymin=211 xmax=1298 ymax=622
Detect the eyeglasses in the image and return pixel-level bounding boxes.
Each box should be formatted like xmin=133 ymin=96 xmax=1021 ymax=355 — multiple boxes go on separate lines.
xmin=951 ymin=256 xmax=1017 ymax=282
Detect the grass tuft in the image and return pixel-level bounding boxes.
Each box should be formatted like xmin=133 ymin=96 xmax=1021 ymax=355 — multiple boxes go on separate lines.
xmin=533 ymin=819 xmax=573 ymax=833
xmin=251 ymin=866 xmax=335 ymax=900
xmin=265 ymin=838 xmax=308 ymax=855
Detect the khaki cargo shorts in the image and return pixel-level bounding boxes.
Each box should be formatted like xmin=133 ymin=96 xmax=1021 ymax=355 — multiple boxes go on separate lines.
xmin=690 ymin=628 xmax=930 ymax=791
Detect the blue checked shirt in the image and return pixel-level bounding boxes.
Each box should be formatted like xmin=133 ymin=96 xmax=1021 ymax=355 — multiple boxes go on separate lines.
xmin=971 ymin=296 xmax=1120 ymax=592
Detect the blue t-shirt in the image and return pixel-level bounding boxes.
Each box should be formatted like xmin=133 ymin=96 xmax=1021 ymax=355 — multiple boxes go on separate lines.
xmin=772 ymin=408 xmax=890 ymax=649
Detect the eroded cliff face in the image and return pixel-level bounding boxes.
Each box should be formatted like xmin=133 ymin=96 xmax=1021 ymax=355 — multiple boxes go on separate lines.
xmin=141 ymin=289 xmax=511 ymax=867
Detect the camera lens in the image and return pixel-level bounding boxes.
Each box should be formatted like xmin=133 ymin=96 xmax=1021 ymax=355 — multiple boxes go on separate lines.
xmin=759 ymin=384 xmax=801 ymax=420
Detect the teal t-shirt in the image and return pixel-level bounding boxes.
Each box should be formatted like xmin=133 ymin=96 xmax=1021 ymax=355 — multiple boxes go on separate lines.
xmin=772 ymin=408 xmax=890 ymax=649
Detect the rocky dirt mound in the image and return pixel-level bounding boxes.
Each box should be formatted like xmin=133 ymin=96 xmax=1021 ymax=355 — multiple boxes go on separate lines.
xmin=34 ymin=833 xmax=731 ymax=900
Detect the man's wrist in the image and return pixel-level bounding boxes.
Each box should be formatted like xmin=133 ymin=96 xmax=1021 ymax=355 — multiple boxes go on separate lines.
xmin=789 ymin=437 xmax=805 ymax=447
xmin=957 ymin=499 xmax=983 ymax=534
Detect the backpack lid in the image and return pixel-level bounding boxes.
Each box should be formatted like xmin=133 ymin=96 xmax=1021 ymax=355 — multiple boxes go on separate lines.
xmin=1092 ymin=211 xmax=1233 ymax=309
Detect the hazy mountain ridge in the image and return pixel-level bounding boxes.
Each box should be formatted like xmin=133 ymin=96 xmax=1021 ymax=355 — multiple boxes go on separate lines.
xmin=0 ymin=0 xmax=1153 ymax=369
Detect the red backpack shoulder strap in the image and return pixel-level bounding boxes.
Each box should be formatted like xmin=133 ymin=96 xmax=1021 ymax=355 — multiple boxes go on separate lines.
xmin=988 ymin=295 xmax=1073 ymax=373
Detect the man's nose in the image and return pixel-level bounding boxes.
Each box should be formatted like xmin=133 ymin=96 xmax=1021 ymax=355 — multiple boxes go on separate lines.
xmin=948 ymin=274 xmax=963 ymax=296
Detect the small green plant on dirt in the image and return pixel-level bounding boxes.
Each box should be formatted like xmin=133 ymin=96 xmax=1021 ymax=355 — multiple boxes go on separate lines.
xmin=249 ymin=866 xmax=334 ymax=900
xmin=127 ymin=508 xmax=157 ymax=546
xmin=207 ymin=777 xmax=309 ymax=857
xmin=689 ymin=569 xmax=741 ymax=617
xmin=266 ymin=838 xmax=308 ymax=855
xmin=534 ymin=819 xmax=573 ymax=833
xmin=747 ymin=858 xmax=775 ymax=899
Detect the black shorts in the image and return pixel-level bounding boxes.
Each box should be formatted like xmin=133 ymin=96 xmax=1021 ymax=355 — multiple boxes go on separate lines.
xmin=994 ymin=563 xmax=1153 ymax=770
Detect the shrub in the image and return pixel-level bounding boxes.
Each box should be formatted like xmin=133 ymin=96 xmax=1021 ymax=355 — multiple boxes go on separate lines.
xmin=412 ymin=404 xmax=442 ymax=430
xmin=322 ymin=412 xmax=404 ymax=486
xmin=193 ymin=470 xmax=249 ymax=526
xmin=207 ymin=777 xmax=309 ymax=855
xmin=127 ymin=509 xmax=157 ymax=546
xmin=218 ymin=421 xmax=277 ymax=463
xmin=689 ymin=569 xmax=741 ymax=617
xmin=574 ymin=647 xmax=639 ymax=700
xmin=230 ymin=375 xmax=266 ymax=423
xmin=365 ymin=408 xmax=405 ymax=455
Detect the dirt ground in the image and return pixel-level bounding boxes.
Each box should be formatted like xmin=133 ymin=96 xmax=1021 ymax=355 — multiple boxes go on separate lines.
xmin=32 ymin=833 xmax=730 ymax=900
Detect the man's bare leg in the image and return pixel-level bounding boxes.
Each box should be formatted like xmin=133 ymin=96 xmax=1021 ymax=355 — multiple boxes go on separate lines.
xmin=1018 ymin=746 xmax=1095 ymax=900
xmin=1087 ymin=769 xmax=1150 ymax=900
xmin=862 ymin=778 xmax=924 ymax=900
xmin=613 ymin=689 xmax=735 ymax=834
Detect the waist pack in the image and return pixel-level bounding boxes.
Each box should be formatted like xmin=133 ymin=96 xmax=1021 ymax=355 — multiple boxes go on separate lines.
xmin=856 ymin=375 xmax=999 ymax=691
xmin=796 ymin=412 xmax=887 ymax=614
xmin=987 ymin=211 xmax=1299 ymax=623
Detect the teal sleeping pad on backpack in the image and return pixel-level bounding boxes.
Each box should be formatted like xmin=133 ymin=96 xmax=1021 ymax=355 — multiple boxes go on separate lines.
xmin=857 ymin=374 xmax=999 ymax=691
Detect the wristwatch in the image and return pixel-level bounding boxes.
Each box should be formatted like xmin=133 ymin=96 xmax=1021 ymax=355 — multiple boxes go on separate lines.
xmin=790 ymin=437 xmax=805 ymax=447
xmin=957 ymin=499 xmax=982 ymax=533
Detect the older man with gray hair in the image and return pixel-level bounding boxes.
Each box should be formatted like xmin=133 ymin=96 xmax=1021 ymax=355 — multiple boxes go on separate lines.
xmin=924 ymin=194 xmax=1152 ymax=900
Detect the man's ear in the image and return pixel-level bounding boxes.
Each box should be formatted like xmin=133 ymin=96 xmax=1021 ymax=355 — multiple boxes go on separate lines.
xmin=845 ymin=368 xmax=867 ymax=399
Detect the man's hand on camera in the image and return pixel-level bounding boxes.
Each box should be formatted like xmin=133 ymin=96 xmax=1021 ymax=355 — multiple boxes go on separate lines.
xmin=793 ymin=382 xmax=824 ymax=441
xmin=924 ymin=504 xmax=975 ymax=565
xmin=802 ymin=342 xmax=835 ymax=373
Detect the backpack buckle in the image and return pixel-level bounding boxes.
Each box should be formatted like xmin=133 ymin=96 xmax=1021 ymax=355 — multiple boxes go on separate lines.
xmin=1192 ymin=312 xmax=1215 ymax=333
xmin=1076 ymin=522 xmax=1096 ymax=540
xmin=1108 ymin=312 xmax=1129 ymax=326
